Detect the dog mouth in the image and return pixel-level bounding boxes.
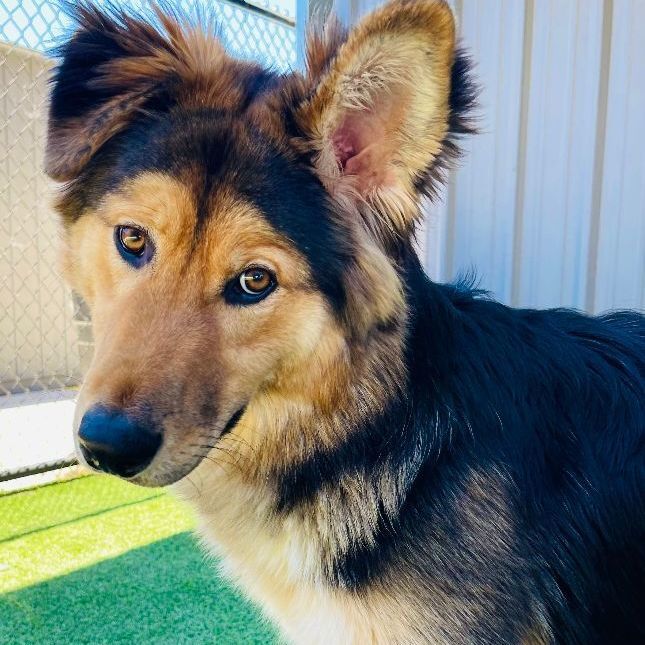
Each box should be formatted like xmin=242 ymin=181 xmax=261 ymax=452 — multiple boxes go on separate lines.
xmin=220 ymin=407 xmax=246 ymax=438
xmin=127 ymin=405 xmax=247 ymax=488
xmin=176 ymin=405 xmax=247 ymax=479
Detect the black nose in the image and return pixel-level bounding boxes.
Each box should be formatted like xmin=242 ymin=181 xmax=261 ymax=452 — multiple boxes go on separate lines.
xmin=78 ymin=405 xmax=161 ymax=478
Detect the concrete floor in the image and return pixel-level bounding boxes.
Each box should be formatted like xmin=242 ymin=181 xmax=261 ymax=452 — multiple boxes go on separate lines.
xmin=0 ymin=390 xmax=78 ymax=491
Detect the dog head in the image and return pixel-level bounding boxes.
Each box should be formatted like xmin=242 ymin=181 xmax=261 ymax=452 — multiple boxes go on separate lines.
xmin=46 ymin=0 xmax=475 ymax=486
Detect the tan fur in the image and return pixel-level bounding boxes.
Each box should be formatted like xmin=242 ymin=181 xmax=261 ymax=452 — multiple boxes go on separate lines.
xmin=46 ymin=5 xmax=272 ymax=181
xmin=522 ymin=629 xmax=552 ymax=645
xmin=295 ymin=0 xmax=456 ymax=238
xmin=305 ymin=14 xmax=348 ymax=84
xmin=49 ymin=2 xmax=479 ymax=642
xmin=68 ymin=168 xmax=405 ymax=480
xmin=64 ymin=165 xmax=416 ymax=640
xmin=173 ymin=465 xmax=520 ymax=643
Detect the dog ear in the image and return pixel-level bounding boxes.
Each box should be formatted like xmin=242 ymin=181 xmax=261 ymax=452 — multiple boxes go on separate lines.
xmin=45 ymin=3 xmax=226 ymax=182
xmin=296 ymin=0 xmax=461 ymax=238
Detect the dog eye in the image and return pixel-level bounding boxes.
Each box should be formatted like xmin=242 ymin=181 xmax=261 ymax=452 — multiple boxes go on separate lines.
xmin=115 ymin=225 xmax=154 ymax=267
xmin=240 ymin=268 xmax=272 ymax=294
xmin=119 ymin=226 xmax=145 ymax=254
xmin=225 ymin=267 xmax=276 ymax=305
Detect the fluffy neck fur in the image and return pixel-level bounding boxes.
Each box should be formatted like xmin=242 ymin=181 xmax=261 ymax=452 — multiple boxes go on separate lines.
xmin=173 ymin=247 xmax=436 ymax=589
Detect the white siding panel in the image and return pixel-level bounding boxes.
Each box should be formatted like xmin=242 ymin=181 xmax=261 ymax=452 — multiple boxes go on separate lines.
xmin=448 ymin=0 xmax=525 ymax=302
xmin=420 ymin=189 xmax=450 ymax=282
xmin=418 ymin=1 xmax=454 ymax=282
xmin=592 ymin=0 xmax=645 ymax=313
xmin=322 ymin=0 xmax=644 ymax=314
xmin=516 ymin=0 xmax=604 ymax=309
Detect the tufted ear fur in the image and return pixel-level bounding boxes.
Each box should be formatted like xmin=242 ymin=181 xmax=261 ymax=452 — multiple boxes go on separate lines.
xmin=296 ymin=0 xmax=474 ymax=240
xmin=45 ymin=3 xmax=268 ymax=182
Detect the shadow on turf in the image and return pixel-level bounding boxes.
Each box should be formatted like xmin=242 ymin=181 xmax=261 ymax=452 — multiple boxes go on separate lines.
xmin=0 ymin=494 xmax=165 ymax=546
xmin=0 ymin=532 xmax=276 ymax=645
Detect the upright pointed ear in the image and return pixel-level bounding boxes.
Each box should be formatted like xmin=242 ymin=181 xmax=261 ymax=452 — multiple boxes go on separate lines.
xmin=297 ymin=0 xmax=467 ymax=238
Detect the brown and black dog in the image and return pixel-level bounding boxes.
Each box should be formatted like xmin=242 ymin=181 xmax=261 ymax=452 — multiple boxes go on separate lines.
xmin=46 ymin=1 xmax=644 ymax=643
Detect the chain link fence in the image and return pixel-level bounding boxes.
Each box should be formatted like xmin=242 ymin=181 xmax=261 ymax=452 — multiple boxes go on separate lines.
xmin=0 ymin=0 xmax=296 ymax=481
xmin=0 ymin=5 xmax=290 ymax=641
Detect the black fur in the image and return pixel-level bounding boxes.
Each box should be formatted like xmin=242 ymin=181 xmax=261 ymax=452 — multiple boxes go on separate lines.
xmin=278 ymin=248 xmax=645 ymax=643
xmin=57 ymin=103 xmax=351 ymax=313
xmin=125 ymin=110 xmax=349 ymax=313
xmin=414 ymin=48 xmax=479 ymax=200
xmin=50 ymin=4 xmax=132 ymax=123
xmin=48 ymin=4 xmax=644 ymax=642
xmin=48 ymin=3 xmax=351 ymax=313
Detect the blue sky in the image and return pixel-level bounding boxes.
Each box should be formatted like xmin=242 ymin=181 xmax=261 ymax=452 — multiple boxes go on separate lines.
xmin=0 ymin=0 xmax=296 ymax=69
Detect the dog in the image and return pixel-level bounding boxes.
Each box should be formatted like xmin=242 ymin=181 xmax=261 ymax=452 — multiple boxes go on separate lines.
xmin=46 ymin=1 xmax=644 ymax=642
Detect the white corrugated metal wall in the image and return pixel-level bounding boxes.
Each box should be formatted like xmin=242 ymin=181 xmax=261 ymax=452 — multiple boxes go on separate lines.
xmin=335 ymin=0 xmax=645 ymax=313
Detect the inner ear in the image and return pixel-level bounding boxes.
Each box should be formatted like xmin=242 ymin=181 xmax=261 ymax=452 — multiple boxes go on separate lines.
xmin=297 ymin=0 xmax=459 ymax=237
xmin=331 ymin=88 xmax=410 ymax=190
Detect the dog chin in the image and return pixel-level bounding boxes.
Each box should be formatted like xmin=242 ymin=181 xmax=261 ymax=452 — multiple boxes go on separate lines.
xmin=126 ymin=447 xmax=214 ymax=488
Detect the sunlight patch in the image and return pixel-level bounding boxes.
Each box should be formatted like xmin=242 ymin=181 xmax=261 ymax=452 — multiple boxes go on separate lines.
xmin=0 ymin=476 xmax=195 ymax=593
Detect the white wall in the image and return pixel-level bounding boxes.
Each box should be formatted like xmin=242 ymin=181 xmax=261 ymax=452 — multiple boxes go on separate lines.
xmin=337 ymin=0 xmax=645 ymax=313
xmin=0 ymin=42 xmax=82 ymax=395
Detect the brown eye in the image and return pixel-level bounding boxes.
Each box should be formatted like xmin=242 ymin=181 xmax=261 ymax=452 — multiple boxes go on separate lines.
xmin=118 ymin=226 xmax=146 ymax=255
xmin=114 ymin=225 xmax=154 ymax=268
xmin=225 ymin=267 xmax=277 ymax=304
xmin=239 ymin=268 xmax=272 ymax=295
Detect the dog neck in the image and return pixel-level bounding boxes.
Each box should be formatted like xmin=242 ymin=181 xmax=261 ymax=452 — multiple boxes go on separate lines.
xmin=174 ymin=250 xmax=443 ymax=590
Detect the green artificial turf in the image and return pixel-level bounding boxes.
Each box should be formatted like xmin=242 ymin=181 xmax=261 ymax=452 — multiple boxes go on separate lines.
xmin=0 ymin=475 xmax=278 ymax=644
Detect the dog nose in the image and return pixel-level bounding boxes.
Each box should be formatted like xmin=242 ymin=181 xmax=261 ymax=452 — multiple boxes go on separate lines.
xmin=78 ymin=405 xmax=161 ymax=477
